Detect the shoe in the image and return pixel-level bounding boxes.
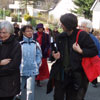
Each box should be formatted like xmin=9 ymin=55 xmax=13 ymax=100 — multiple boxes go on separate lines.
xmin=92 ymin=84 xmax=97 ymax=88
xmin=14 ymin=94 xmax=21 ymax=100
xmin=15 ymin=98 xmax=20 ymax=100
xmin=37 ymin=80 xmax=42 ymax=87
xmin=15 ymin=97 xmax=20 ymax=100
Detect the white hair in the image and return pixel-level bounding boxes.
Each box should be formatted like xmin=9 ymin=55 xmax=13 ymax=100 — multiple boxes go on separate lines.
xmin=0 ymin=21 xmax=14 ymax=34
xmin=81 ymin=19 xmax=93 ymax=32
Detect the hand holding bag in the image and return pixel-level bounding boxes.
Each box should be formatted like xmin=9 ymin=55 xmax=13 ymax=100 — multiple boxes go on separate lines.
xmin=76 ymin=30 xmax=100 ymax=82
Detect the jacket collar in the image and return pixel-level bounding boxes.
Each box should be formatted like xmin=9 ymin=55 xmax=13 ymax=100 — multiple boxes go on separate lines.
xmin=59 ymin=32 xmax=68 ymax=38
xmin=23 ymin=35 xmax=33 ymax=43
xmin=2 ymin=35 xmax=15 ymax=44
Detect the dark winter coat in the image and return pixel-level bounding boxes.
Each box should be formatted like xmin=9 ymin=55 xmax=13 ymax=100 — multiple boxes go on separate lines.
xmin=33 ymin=32 xmax=50 ymax=58
xmin=0 ymin=35 xmax=21 ymax=97
xmin=47 ymin=29 xmax=98 ymax=93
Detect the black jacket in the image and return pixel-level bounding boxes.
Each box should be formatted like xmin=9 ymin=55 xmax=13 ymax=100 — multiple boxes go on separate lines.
xmin=33 ymin=32 xmax=50 ymax=58
xmin=47 ymin=29 xmax=98 ymax=93
xmin=54 ymin=29 xmax=98 ymax=71
xmin=0 ymin=35 xmax=22 ymax=97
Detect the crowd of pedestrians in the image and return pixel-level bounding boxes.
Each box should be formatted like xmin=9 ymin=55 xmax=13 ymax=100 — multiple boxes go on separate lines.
xmin=0 ymin=12 xmax=100 ymax=100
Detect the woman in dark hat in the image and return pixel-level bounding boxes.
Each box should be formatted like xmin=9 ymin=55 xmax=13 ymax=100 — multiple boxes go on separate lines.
xmin=34 ymin=23 xmax=50 ymax=86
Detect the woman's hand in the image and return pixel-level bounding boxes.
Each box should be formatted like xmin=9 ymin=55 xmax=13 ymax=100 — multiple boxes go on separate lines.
xmin=52 ymin=51 xmax=60 ymax=60
xmin=73 ymin=42 xmax=83 ymax=54
xmin=0 ymin=58 xmax=11 ymax=65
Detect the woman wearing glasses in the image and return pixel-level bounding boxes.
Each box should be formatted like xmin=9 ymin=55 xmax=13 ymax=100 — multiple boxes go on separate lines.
xmin=0 ymin=21 xmax=21 ymax=100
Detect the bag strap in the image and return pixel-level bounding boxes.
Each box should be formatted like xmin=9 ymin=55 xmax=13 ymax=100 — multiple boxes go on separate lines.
xmin=76 ymin=29 xmax=83 ymax=45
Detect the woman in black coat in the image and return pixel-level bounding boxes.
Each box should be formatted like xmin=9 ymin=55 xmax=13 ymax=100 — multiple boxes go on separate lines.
xmin=0 ymin=21 xmax=21 ymax=100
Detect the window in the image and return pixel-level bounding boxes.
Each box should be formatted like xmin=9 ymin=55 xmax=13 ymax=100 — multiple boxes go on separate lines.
xmin=37 ymin=1 xmax=41 ymax=7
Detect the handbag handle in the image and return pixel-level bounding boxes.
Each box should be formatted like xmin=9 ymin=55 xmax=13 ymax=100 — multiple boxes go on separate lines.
xmin=76 ymin=29 xmax=83 ymax=45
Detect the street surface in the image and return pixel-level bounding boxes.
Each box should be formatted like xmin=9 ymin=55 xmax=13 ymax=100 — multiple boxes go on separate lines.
xmin=22 ymin=62 xmax=100 ymax=100
xmin=34 ymin=62 xmax=100 ymax=100
xmin=34 ymin=79 xmax=100 ymax=100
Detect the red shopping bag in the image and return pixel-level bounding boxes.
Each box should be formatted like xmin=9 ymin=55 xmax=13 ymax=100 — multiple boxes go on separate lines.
xmin=82 ymin=56 xmax=100 ymax=82
xmin=76 ymin=30 xmax=100 ymax=82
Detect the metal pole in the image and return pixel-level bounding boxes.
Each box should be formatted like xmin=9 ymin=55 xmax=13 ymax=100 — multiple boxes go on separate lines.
xmin=18 ymin=9 xmax=20 ymax=22
xmin=3 ymin=8 xmax=5 ymax=19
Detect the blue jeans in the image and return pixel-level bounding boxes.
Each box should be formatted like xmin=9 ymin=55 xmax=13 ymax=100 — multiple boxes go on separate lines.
xmin=21 ymin=76 xmax=35 ymax=100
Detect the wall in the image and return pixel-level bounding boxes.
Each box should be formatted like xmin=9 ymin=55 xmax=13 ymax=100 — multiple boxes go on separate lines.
xmin=92 ymin=11 xmax=100 ymax=29
xmin=49 ymin=0 xmax=75 ymax=19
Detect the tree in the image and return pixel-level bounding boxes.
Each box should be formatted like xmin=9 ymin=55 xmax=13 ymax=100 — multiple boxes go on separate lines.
xmin=20 ymin=0 xmax=39 ymax=13
xmin=42 ymin=0 xmax=58 ymax=10
xmin=72 ymin=0 xmax=95 ymax=19
xmin=0 ymin=0 xmax=14 ymax=9
xmin=20 ymin=0 xmax=60 ymax=11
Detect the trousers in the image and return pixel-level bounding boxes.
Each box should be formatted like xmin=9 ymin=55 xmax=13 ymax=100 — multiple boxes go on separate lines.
xmin=0 ymin=96 xmax=14 ymax=100
xmin=54 ymin=72 xmax=89 ymax=100
xmin=20 ymin=76 xmax=35 ymax=100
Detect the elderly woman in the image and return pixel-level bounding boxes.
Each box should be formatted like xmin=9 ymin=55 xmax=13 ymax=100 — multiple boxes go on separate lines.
xmin=0 ymin=21 xmax=21 ymax=100
xmin=80 ymin=19 xmax=100 ymax=87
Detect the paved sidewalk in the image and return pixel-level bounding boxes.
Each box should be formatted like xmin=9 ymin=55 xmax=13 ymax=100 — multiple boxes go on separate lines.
xmin=34 ymin=79 xmax=100 ymax=100
xmin=34 ymin=62 xmax=100 ymax=100
xmin=21 ymin=62 xmax=100 ymax=100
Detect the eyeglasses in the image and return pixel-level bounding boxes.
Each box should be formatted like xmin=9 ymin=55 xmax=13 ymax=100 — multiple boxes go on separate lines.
xmin=0 ymin=32 xmax=8 ymax=34
xmin=79 ymin=26 xmax=86 ymax=28
xmin=25 ymin=31 xmax=33 ymax=33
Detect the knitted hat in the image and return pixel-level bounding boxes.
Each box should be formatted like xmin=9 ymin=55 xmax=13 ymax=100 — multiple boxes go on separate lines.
xmin=36 ymin=23 xmax=44 ymax=30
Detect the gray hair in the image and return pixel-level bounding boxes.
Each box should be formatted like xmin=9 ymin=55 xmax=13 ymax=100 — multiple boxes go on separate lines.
xmin=81 ymin=19 xmax=93 ymax=32
xmin=0 ymin=21 xmax=14 ymax=34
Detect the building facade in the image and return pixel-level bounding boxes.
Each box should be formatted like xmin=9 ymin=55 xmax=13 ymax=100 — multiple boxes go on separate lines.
xmin=0 ymin=0 xmax=15 ymax=9
xmin=91 ymin=0 xmax=100 ymax=29
xmin=49 ymin=0 xmax=75 ymax=19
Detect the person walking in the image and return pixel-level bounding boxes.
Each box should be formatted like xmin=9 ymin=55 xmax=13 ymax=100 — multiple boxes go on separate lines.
xmin=52 ymin=27 xmax=60 ymax=42
xmin=0 ymin=21 xmax=21 ymax=100
xmin=47 ymin=13 xmax=98 ymax=100
xmin=34 ymin=23 xmax=50 ymax=87
xmin=13 ymin=23 xmax=20 ymax=41
xmin=19 ymin=25 xmax=42 ymax=100
xmin=80 ymin=19 xmax=100 ymax=87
